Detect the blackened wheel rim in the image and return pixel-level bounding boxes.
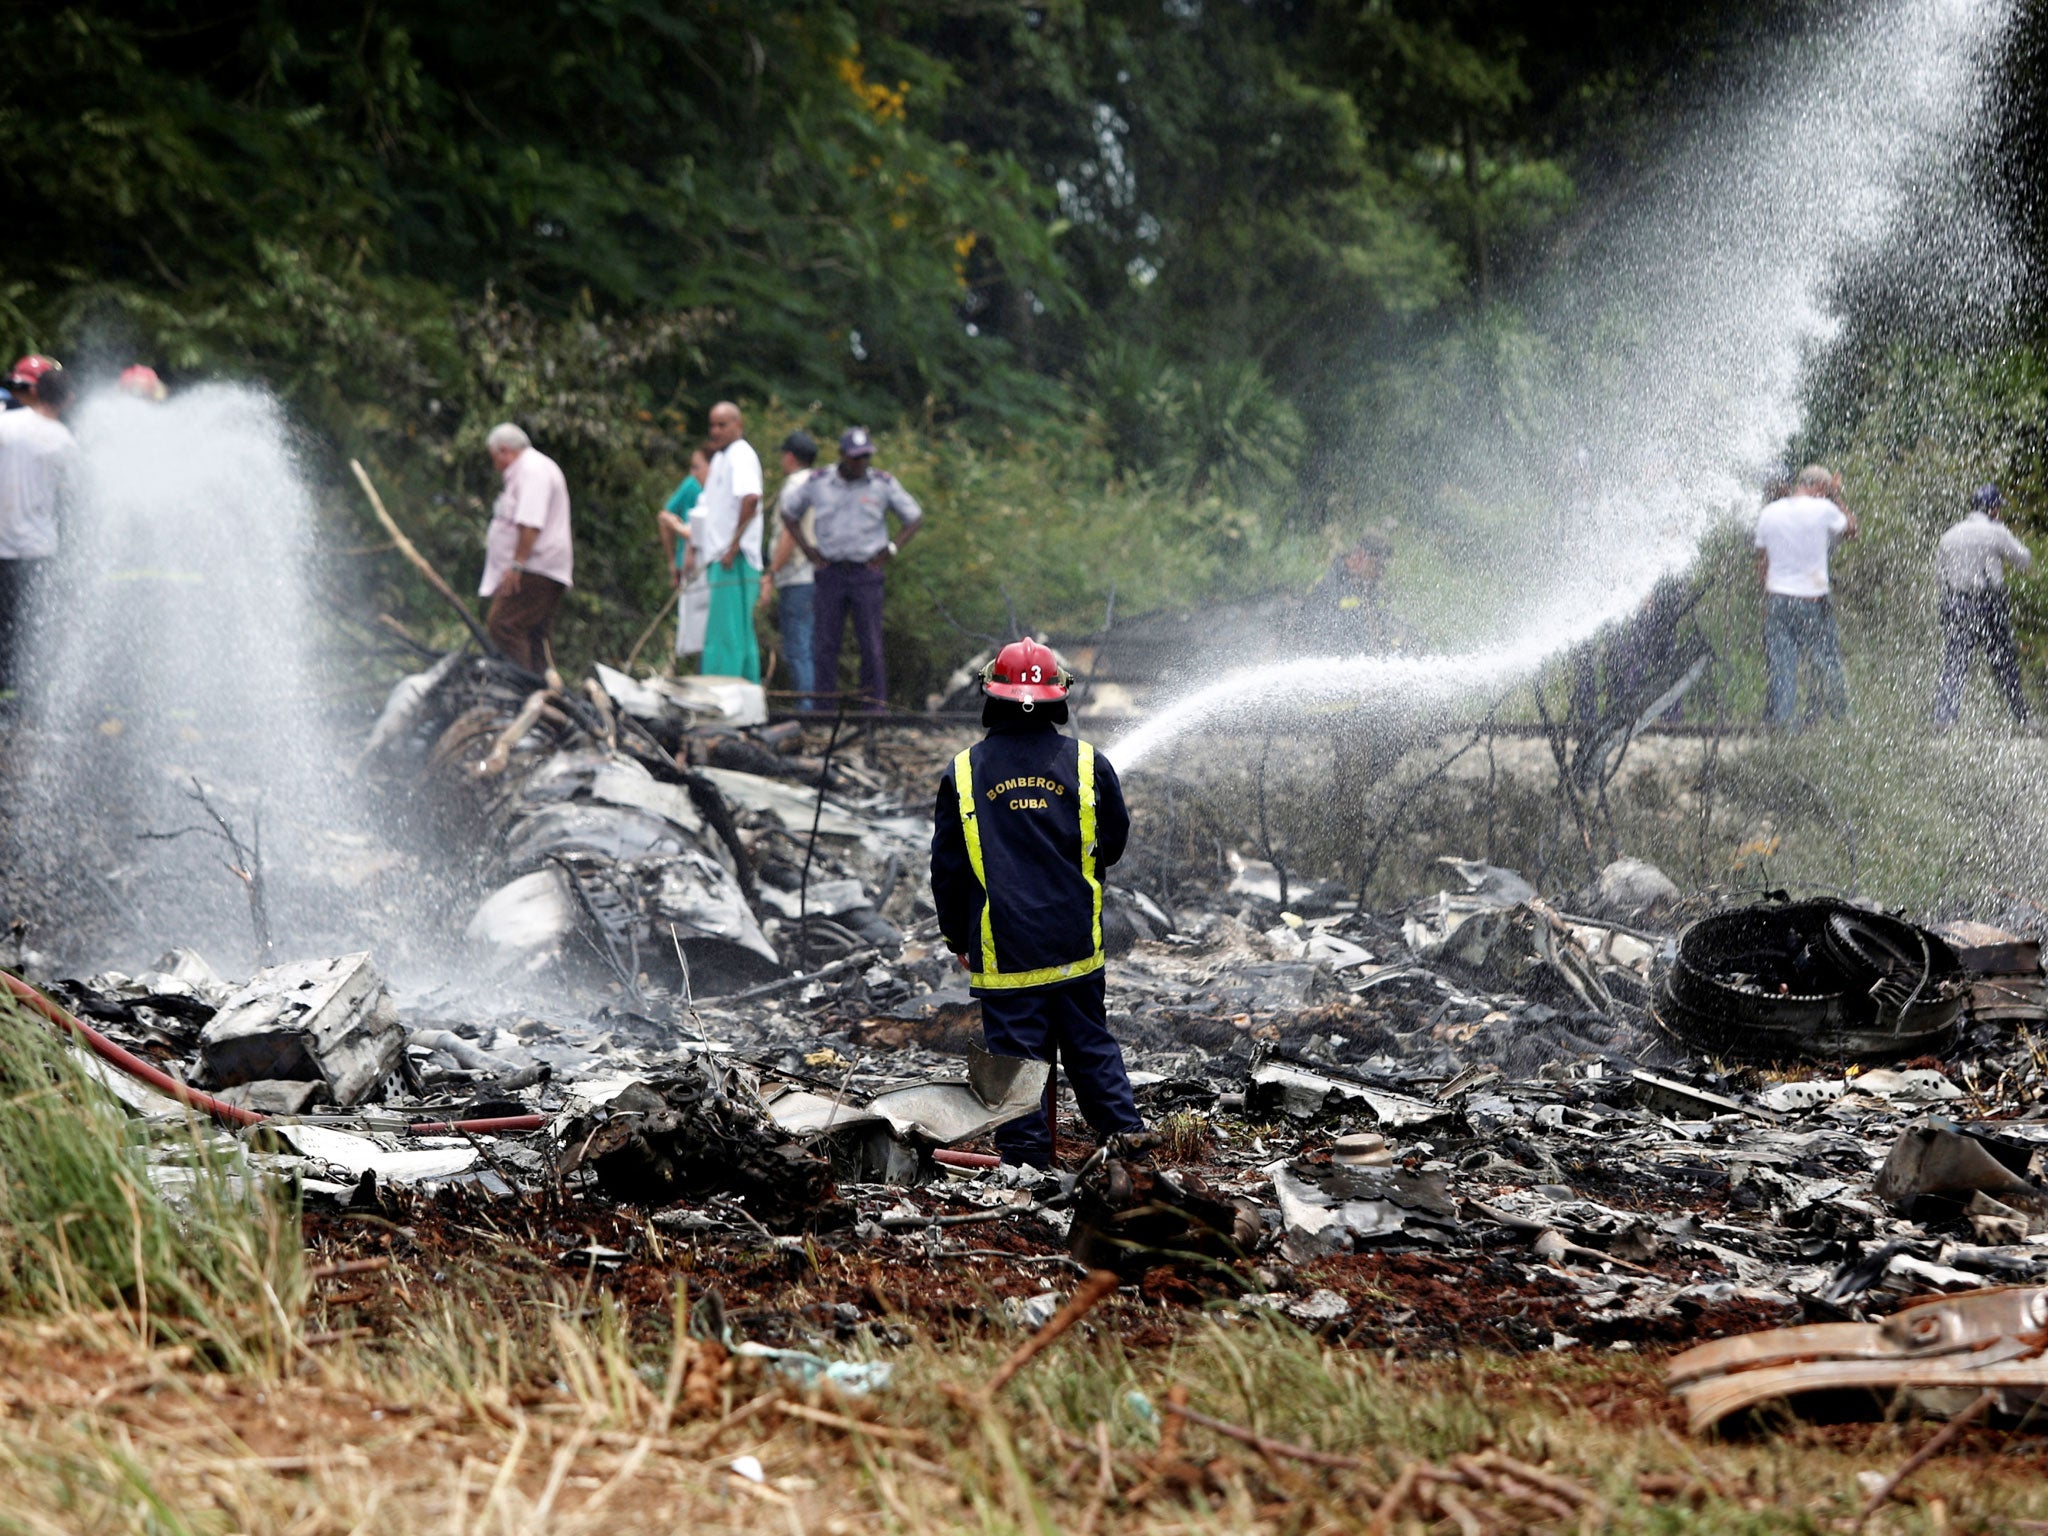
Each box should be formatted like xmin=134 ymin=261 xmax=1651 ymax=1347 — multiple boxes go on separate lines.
xmin=1822 ymin=910 xmax=1931 ymax=979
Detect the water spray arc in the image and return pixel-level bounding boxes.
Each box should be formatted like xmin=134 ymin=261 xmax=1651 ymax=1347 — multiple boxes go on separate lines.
xmin=1113 ymin=0 xmax=2013 ymax=770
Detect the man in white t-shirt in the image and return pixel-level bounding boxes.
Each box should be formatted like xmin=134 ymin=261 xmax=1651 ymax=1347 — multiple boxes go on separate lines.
xmin=696 ymin=401 xmax=764 ymax=681
xmin=0 ymin=356 xmax=77 ymax=706
xmin=1754 ymin=463 xmax=1858 ymax=728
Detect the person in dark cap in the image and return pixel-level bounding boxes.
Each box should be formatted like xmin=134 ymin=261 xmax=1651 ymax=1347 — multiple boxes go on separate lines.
xmin=780 ymin=426 xmax=925 ymax=712
xmin=1933 ymin=484 xmax=2034 ymax=732
xmin=760 ymin=430 xmax=821 ymax=708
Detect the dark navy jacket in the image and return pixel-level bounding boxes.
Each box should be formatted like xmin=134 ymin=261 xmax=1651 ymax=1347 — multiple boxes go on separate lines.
xmin=930 ymin=721 xmax=1130 ymax=990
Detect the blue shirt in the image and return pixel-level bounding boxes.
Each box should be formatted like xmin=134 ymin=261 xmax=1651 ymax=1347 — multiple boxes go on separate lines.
xmin=665 ymin=475 xmax=702 ymax=568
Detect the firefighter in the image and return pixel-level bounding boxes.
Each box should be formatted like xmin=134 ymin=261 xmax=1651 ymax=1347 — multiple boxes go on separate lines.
xmin=930 ymin=639 xmax=1145 ymax=1168
xmin=118 ymin=364 xmax=169 ymax=401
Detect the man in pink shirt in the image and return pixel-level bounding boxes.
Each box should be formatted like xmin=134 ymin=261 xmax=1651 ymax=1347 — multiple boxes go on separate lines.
xmin=480 ymin=423 xmax=573 ymax=672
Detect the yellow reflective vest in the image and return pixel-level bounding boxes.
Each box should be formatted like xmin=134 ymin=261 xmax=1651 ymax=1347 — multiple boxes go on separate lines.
xmin=947 ymin=737 xmax=1106 ymax=990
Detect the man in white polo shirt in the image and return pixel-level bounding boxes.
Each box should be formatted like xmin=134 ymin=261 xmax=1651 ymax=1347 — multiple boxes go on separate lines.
xmin=1932 ymin=484 xmax=2033 ymax=732
xmin=696 ymin=400 xmax=764 ymax=681
xmin=479 ymin=423 xmax=573 ymax=673
xmin=1755 ymin=463 xmax=1857 ymax=729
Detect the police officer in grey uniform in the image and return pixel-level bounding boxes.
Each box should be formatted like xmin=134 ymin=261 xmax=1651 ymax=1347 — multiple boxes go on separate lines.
xmin=780 ymin=427 xmax=924 ymax=711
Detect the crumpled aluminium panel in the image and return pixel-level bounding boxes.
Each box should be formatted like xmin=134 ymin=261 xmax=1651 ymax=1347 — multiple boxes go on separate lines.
xmin=1667 ymin=1286 xmax=2048 ymax=1433
xmin=763 ymin=1046 xmax=1050 ymax=1145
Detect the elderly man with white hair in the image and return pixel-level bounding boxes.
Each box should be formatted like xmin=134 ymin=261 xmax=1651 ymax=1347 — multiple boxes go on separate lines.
xmin=480 ymin=423 xmax=573 ymax=672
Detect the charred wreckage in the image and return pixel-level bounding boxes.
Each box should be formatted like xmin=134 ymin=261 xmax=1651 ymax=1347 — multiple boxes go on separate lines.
xmin=10 ymin=648 xmax=2048 ymax=1437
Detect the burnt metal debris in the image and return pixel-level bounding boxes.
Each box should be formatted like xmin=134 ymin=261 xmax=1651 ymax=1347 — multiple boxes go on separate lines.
xmin=1659 ymin=899 xmax=1969 ymax=1061
xmin=1669 ymin=1286 xmax=2048 ymax=1433
xmin=554 ymin=1058 xmax=843 ymax=1228
xmin=19 ymin=647 xmax=2048 ymax=1440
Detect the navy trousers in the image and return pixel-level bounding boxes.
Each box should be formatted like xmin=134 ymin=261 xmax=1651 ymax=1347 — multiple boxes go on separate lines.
xmin=1933 ymin=588 xmax=2030 ymax=726
xmin=978 ymin=973 xmax=1143 ymax=1168
xmin=811 ymin=561 xmax=887 ymax=712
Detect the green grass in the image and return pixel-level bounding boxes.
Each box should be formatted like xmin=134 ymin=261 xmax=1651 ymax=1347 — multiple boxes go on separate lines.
xmin=0 ymin=992 xmax=301 ymax=1370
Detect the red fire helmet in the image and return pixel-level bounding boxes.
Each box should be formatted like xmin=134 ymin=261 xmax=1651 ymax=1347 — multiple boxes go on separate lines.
xmin=980 ymin=638 xmax=1071 ymax=702
xmin=7 ymin=354 xmax=61 ymax=390
xmin=119 ymin=364 xmax=168 ymax=401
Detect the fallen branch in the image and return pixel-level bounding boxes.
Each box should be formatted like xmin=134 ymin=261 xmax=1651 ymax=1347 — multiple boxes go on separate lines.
xmin=374 ymin=611 xmax=441 ymax=660
xmin=1368 ymin=1461 xmax=1424 ymax=1536
xmin=1854 ymin=1389 xmax=1995 ymax=1528
xmin=1464 ymin=1199 xmax=1657 ymax=1276
xmin=877 ymin=1205 xmax=1038 ymax=1231
xmin=1473 ymin=1450 xmax=1601 ymax=1509
xmin=678 ymin=1391 xmax=779 ymax=1448
xmin=1450 ymin=1455 xmax=1577 ymax=1520
xmin=1161 ymin=1398 xmax=1383 ymax=1485
xmin=621 ymin=601 xmax=674 ymax=674
xmin=984 ymin=1270 xmax=1121 ymax=1397
xmin=350 ymin=459 xmax=499 ymax=657
xmin=716 ymin=947 xmax=884 ymax=1005
xmin=307 ymin=1257 xmax=391 ymax=1282
xmin=1433 ymin=1484 xmax=1485 ymax=1536
xmin=772 ymin=1399 xmax=930 ymax=1444
xmin=475 ymin=689 xmax=555 ymax=777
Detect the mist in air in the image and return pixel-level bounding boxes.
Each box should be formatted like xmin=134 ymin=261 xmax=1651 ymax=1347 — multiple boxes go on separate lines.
xmin=15 ymin=385 xmax=374 ymax=964
xmin=1114 ymin=0 xmax=2015 ymax=769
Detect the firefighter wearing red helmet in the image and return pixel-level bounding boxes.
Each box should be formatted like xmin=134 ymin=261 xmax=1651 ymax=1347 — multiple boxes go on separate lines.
xmin=929 ymin=638 xmax=1145 ymax=1167
xmin=118 ymin=365 xmax=169 ymax=402
xmin=4 ymin=355 xmax=62 ymax=408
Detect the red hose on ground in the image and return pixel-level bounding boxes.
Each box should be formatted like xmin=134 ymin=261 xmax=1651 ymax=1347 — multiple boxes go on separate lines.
xmin=4 ymin=968 xmax=267 ymax=1126
xmin=932 ymin=1148 xmax=1001 ymax=1169
xmin=1 ymin=970 xmax=545 ymax=1137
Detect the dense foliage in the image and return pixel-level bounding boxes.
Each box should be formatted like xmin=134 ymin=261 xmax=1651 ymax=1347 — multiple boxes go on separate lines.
xmin=5 ymin=0 xmax=2040 ymax=693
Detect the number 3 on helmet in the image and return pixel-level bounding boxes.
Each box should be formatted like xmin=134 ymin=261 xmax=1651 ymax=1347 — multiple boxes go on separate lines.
xmin=980 ymin=639 xmax=1072 ymax=702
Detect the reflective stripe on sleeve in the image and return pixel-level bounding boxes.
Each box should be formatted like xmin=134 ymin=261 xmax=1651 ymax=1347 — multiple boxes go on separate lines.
xmin=1078 ymin=740 xmax=1102 ymax=958
xmin=954 ymin=747 xmax=998 ymax=978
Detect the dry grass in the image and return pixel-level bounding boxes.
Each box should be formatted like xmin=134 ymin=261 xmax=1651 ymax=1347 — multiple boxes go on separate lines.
xmin=0 ymin=1288 xmax=2043 ymax=1535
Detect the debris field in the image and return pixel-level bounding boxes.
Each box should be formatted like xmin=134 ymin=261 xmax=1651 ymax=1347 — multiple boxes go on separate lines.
xmin=19 ymin=649 xmax=2048 ymax=1432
